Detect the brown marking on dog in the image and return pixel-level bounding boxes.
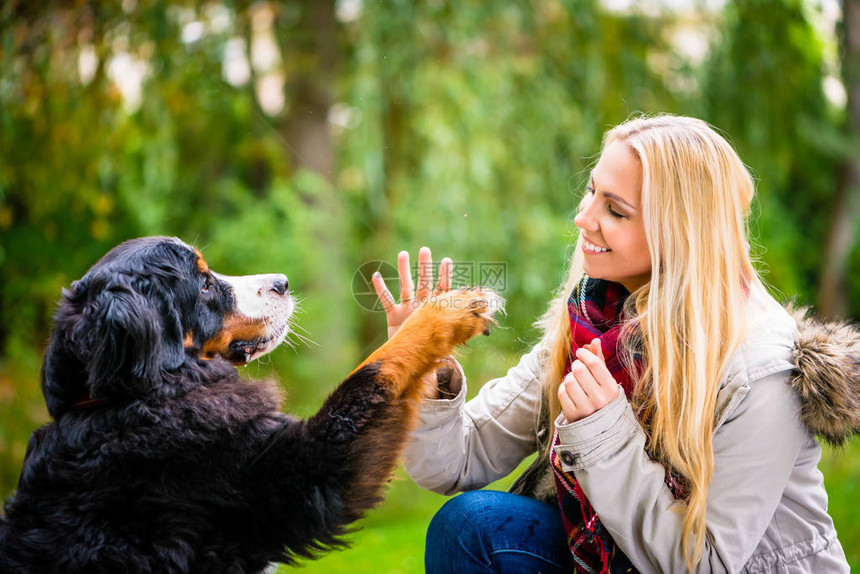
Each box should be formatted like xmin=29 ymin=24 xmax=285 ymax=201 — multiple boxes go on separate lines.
xmin=201 ymin=314 xmax=269 ymax=359
xmin=194 ymin=250 xmax=210 ymax=274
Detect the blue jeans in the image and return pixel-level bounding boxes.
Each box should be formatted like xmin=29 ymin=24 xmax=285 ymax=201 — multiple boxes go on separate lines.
xmin=424 ymin=490 xmax=573 ymax=574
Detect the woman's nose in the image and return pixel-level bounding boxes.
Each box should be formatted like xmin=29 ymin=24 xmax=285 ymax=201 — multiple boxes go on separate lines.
xmin=574 ymin=198 xmax=598 ymax=231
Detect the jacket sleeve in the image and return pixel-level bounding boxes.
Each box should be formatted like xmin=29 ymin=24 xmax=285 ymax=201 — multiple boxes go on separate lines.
xmin=402 ymin=345 xmax=546 ymax=494
xmin=553 ymin=368 xmax=805 ymax=573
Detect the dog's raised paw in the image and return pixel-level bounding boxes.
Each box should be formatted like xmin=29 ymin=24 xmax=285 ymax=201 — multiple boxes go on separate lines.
xmin=416 ymin=288 xmax=505 ymax=348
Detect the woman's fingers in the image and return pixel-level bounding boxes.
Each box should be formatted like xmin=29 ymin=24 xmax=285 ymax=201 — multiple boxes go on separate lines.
xmin=398 ymin=250 xmax=414 ymax=303
xmin=575 ymin=346 xmax=616 ymax=389
xmin=558 ymin=373 xmax=582 ymax=421
xmin=560 ymin=345 xmax=620 ymax=422
xmin=560 ymin=369 xmax=599 ymax=422
xmin=416 ymin=246 xmax=433 ymax=300
xmin=570 ymin=360 xmax=598 ymax=396
xmin=586 ymin=338 xmax=604 ymax=361
xmin=372 ymin=271 xmax=395 ymax=313
xmin=435 ymin=257 xmax=453 ymax=295
xmin=393 ymin=247 xmax=454 ymax=303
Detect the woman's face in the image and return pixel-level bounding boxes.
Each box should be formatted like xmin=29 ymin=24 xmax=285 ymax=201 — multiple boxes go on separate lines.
xmin=574 ymin=140 xmax=651 ymax=292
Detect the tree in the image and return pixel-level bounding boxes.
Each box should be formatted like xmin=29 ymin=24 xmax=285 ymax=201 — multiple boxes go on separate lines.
xmin=819 ymin=0 xmax=860 ymax=318
xmin=699 ymin=0 xmax=845 ymax=309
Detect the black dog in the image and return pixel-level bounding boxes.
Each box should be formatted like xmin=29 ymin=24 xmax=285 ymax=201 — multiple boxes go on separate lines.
xmin=0 ymin=237 xmax=500 ymax=573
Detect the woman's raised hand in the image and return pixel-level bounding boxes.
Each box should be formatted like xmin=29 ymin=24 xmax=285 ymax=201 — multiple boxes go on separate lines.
xmin=372 ymin=247 xmax=453 ymax=339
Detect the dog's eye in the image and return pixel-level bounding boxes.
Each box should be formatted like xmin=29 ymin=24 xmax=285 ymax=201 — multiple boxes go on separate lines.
xmin=201 ymin=284 xmax=209 ymax=293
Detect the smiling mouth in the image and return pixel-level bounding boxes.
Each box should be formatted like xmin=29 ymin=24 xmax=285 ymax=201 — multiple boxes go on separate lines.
xmin=583 ymin=239 xmax=611 ymax=253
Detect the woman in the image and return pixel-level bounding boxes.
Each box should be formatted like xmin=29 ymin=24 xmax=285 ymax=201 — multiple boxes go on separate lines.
xmin=373 ymin=115 xmax=856 ymax=572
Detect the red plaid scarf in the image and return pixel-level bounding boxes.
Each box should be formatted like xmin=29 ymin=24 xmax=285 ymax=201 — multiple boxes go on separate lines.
xmin=549 ymin=276 xmax=686 ymax=573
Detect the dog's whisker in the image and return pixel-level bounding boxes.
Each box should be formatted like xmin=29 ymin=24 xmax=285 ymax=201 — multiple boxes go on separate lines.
xmin=284 ymin=327 xmax=318 ymax=349
xmin=282 ymin=307 xmax=318 ymax=350
xmin=289 ymin=325 xmax=317 ymax=345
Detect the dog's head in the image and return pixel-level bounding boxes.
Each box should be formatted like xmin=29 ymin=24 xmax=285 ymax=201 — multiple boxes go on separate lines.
xmin=41 ymin=236 xmax=293 ymax=418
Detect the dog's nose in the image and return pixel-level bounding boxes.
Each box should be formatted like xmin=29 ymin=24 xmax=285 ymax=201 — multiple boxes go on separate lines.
xmin=270 ymin=275 xmax=289 ymax=296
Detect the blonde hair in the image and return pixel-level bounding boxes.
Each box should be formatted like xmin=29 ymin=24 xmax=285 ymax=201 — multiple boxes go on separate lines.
xmin=538 ymin=114 xmax=758 ymax=567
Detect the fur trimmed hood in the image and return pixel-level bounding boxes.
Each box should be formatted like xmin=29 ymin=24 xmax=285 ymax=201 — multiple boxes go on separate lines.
xmin=790 ymin=310 xmax=860 ymax=447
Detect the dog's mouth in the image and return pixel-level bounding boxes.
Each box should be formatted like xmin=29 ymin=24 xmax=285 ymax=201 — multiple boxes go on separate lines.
xmin=200 ymin=297 xmax=293 ymax=364
xmin=224 ymin=322 xmax=290 ymax=365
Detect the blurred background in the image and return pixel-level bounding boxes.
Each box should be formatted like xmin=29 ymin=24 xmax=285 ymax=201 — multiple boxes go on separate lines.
xmin=1 ymin=0 xmax=858 ymax=570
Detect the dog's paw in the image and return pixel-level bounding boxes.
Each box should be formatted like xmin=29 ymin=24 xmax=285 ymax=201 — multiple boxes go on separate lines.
xmin=408 ymin=288 xmax=504 ymax=350
xmin=351 ymin=288 xmax=505 ymax=395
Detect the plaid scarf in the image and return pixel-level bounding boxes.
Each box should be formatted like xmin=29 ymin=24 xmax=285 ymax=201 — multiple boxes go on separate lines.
xmin=549 ymin=276 xmax=686 ymax=573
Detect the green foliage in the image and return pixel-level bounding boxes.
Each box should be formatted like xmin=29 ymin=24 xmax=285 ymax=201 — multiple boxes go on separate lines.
xmin=697 ymin=0 xmax=849 ymax=301
xmin=821 ymin=441 xmax=860 ymax=568
xmin=1 ymin=0 xmax=857 ymax=567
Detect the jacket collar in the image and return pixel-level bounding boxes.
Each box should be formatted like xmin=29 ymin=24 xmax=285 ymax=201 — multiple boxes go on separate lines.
xmin=715 ymin=288 xmax=860 ymax=446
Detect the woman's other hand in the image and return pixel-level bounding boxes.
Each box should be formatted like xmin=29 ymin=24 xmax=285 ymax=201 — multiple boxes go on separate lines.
xmin=558 ymin=339 xmax=620 ymax=423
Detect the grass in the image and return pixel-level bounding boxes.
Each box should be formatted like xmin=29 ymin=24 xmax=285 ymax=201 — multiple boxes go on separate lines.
xmin=278 ymin=465 xmax=526 ymax=574
xmin=821 ymin=441 xmax=860 ymax=568
xmin=283 ymin=444 xmax=860 ymax=573
xmin=279 ymin=474 xmax=439 ymax=573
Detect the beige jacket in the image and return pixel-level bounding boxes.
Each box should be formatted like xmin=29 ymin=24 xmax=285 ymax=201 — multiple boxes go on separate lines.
xmin=403 ymin=287 xmax=855 ymax=572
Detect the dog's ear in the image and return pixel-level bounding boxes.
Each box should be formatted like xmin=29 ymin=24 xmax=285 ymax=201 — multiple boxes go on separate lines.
xmin=84 ymin=283 xmax=187 ymax=401
xmin=41 ymin=333 xmax=86 ymax=419
xmin=85 ymin=285 xmax=164 ymax=398
xmin=41 ymin=280 xmax=186 ymax=417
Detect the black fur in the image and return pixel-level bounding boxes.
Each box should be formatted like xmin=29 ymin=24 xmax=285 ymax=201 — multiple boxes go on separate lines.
xmin=0 ymin=236 xmax=478 ymax=573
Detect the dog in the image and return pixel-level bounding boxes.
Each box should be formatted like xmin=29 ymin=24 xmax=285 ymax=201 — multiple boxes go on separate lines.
xmin=0 ymin=236 xmax=501 ymax=573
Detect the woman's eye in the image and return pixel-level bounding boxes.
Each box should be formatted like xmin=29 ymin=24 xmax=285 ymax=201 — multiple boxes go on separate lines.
xmin=609 ymin=205 xmax=624 ymax=218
